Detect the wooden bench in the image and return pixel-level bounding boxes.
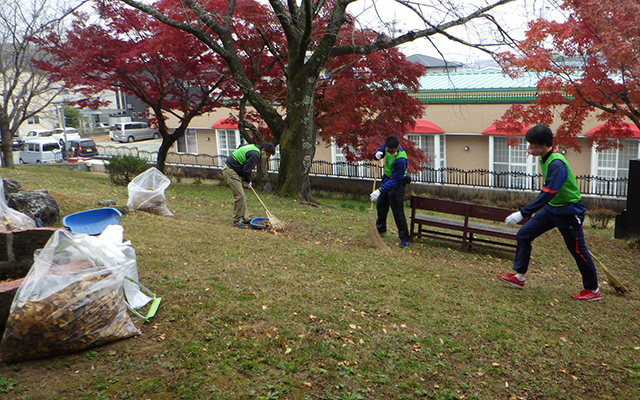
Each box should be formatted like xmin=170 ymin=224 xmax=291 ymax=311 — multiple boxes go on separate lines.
xmin=409 ymin=196 xmax=528 ymax=254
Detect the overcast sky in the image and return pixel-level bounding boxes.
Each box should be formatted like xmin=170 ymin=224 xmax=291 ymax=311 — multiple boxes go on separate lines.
xmin=346 ymin=0 xmax=565 ymax=65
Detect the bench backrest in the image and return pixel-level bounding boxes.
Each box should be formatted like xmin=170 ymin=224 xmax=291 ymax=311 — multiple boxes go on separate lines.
xmin=410 ymin=196 xmax=470 ymax=217
xmin=468 ymin=204 xmax=527 ymax=225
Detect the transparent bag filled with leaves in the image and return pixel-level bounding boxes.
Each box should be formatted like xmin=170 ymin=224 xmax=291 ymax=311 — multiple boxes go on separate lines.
xmin=0 ymin=229 xmax=140 ymax=363
xmin=0 ymin=178 xmax=36 ymax=230
xmin=126 ymin=167 xmax=174 ymax=217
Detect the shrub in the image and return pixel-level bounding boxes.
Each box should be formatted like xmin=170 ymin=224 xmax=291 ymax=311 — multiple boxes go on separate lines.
xmin=105 ymin=155 xmax=150 ymax=185
xmin=586 ymin=207 xmax=618 ymax=229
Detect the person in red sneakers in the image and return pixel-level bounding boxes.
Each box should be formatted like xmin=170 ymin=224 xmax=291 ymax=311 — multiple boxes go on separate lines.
xmin=497 ymin=125 xmax=600 ymax=301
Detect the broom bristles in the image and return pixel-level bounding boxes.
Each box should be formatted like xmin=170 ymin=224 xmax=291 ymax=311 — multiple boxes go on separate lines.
xmin=269 ymin=215 xmax=286 ymax=231
xmin=592 ymin=253 xmax=628 ymax=294
xmin=265 ymin=210 xmax=285 ymax=231
xmin=368 ymin=207 xmax=390 ymax=251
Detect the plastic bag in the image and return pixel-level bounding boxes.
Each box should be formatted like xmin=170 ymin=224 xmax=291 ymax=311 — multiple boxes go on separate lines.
xmin=0 ymin=178 xmax=36 ymax=230
xmin=127 ymin=167 xmax=174 ymax=217
xmin=0 ymin=229 xmax=140 ymax=363
xmin=98 ymin=224 xmax=153 ymax=310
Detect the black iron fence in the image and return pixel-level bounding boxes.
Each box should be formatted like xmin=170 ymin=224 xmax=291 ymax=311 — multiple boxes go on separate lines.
xmin=96 ymin=145 xmax=629 ymax=198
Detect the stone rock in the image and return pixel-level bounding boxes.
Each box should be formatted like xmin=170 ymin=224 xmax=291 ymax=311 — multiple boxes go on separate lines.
xmin=5 ymin=190 xmax=59 ymax=226
xmin=98 ymin=199 xmax=117 ymax=207
xmin=2 ymin=179 xmax=22 ymax=194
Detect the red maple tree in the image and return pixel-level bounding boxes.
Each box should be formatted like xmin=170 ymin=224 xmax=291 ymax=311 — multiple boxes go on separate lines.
xmin=114 ymin=0 xmax=511 ymax=200
xmin=38 ymin=0 xmax=427 ymax=174
xmin=33 ymin=0 xmax=239 ymax=171
xmin=229 ymin=4 xmax=428 ymax=171
xmin=497 ymin=0 xmax=640 ymax=152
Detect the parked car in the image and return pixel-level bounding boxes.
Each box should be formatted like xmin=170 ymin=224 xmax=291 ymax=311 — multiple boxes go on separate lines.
xmin=25 ymin=129 xmax=53 ymax=139
xmin=51 ymin=127 xmax=81 ymax=145
xmin=0 ymin=130 xmax=25 ymax=150
xmin=11 ymin=136 xmax=24 ymax=150
xmin=65 ymin=139 xmax=99 ymax=158
xmin=18 ymin=138 xmax=63 ymax=164
xmin=110 ymin=122 xmax=159 ymax=143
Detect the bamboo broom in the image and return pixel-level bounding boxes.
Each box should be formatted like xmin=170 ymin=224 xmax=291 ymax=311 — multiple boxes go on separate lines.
xmin=250 ymin=187 xmax=286 ymax=231
xmin=591 ymin=252 xmax=628 ymax=294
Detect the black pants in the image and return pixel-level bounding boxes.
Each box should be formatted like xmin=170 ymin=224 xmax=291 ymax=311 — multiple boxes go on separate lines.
xmin=513 ymin=207 xmax=598 ymax=290
xmin=376 ymin=182 xmax=409 ymax=241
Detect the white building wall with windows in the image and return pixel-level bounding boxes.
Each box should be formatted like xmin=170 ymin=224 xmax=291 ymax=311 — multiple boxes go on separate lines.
xmin=489 ymin=136 xmax=538 ymax=190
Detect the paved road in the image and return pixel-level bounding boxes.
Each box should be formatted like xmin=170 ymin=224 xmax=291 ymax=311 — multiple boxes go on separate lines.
xmin=13 ymin=136 xmax=162 ymax=164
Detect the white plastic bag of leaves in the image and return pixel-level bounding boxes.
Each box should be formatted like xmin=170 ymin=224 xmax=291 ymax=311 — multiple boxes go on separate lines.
xmin=0 ymin=229 xmax=140 ymax=363
xmin=127 ymin=167 xmax=174 ymax=217
xmin=0 ymin=178 xmax=36 ymax=230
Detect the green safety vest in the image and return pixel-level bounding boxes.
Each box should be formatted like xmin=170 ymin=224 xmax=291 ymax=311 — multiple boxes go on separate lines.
xmin=231 ymin=144 xmax=260 ymax=165
xmin=384 ymin=149 xmax=408 ymax=178
xmin=540 ymin=151 xmax=582 ymax=207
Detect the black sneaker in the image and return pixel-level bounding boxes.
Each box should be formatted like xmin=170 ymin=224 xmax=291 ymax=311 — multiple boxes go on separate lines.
xmin=233 ymin=220 xmax=247 ymax=228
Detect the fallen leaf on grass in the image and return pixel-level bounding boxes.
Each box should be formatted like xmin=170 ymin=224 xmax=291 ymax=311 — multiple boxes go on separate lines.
xmin=284 ymin=347 xmax=292 ymax=355
xmin=302 ymin=382 xmax=312 ymax=388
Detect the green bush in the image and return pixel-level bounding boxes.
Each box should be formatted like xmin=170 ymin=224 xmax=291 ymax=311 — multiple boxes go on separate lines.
xmin=105 ymin=155 xmax=150 ymax=185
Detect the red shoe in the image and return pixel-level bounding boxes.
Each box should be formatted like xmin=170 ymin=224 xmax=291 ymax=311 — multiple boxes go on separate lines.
xmin=497 ymin=273 xmax=525 ymax=289
xmin=572 ymin=289 xmax=601 ymax=301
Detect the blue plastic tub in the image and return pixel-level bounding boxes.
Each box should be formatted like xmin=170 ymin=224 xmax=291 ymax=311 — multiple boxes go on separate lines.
xmin=250 ymin=217 xmax=269 ymax=229
xmin=63 ymin=208 xmax=122 ymax=235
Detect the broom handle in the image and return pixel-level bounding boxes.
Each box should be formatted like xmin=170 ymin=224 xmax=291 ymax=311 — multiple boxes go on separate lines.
xmin=250 ymin=186 xmax=271 ymax=214
xmin=370 ymin=159 xmax=382 ymax=210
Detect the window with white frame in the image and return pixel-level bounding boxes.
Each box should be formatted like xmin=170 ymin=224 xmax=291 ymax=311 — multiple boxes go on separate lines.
xmin=591 ymin=138 xmax=639 ymax=196
xmin=331 ymin=142 xmax=371 ymax=178
xmin=176 ymin=128 xmax=198 ymax=153
xmin=27 ymin=116 xmax=40 ymax=125
xmin=407 ymin=133 xmax=445 ymax=183
xmin=216 ymin=129 xmax=245 ymax=167
xmin=490 ymin=136 xmax=538 ymax=189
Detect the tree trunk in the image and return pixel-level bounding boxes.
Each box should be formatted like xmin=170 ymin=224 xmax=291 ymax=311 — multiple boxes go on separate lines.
xmin=156 ymin=140 xmax=169 ymax=173
xmin=0 ymin=118 xmax=14 ymax=168
xmin=276 ymin=76 xmax=317 ymax=202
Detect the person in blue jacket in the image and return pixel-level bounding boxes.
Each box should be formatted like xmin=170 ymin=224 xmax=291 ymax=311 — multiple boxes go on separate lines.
xmin=498 ymin=125 xmax=600 ymax=301
xmin=370 ymin=135 xmax=410 ymax=248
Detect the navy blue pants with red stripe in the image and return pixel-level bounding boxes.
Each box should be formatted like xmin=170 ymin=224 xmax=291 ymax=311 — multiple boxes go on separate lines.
xmin=513 ymin=207 xmax=598 ymax=290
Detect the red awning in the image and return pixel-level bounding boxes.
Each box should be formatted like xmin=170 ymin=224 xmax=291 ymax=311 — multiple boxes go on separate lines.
xmin=408 ymin=120 xmax=445 ymax=134
xmin=211 ymin=118 xmax=238 ymax=129
xmin=585 ymin=122 xmax=640 ymax=138
xmin=482 ymin=123 xmax=530 ymax=135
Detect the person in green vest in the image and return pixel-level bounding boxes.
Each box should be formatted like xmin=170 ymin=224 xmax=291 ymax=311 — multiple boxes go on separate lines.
xmin=370 ymin=135 xmax=410 ymax=248
xmin=223 ymin=142 xmax=276 ymax=228
xmin=497 ymin=125 xmax=600 ymax=301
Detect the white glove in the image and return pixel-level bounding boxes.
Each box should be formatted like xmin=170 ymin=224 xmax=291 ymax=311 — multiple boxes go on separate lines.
xmin=244 ymin=181 xmax=252 ymax=189
xmin=374 ymin=151 xmax=383 ymax=160
xmin=505 ymin=211 xmax=524 ymax=227
xmin=370 ymin=189 xmax=381 ymax=202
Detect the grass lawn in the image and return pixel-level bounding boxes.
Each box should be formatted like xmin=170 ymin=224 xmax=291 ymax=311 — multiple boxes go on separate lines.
xmin=0 ymin=166 xmax=638 ymax=400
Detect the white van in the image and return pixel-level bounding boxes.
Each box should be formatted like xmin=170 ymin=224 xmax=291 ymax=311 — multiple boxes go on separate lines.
xmin=110 ymin=122 xmax=159 ymax=143
xmin=18 ymin=138 xmax=63 ymax=164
